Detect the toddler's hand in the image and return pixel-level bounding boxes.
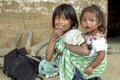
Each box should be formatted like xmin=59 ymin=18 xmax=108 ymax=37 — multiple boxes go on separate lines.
xmin=84 ymin=66 xmax=93 ymax=75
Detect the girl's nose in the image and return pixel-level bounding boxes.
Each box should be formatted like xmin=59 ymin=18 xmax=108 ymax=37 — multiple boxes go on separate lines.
xmin=59 ymin=18 xmax=64 ymax=24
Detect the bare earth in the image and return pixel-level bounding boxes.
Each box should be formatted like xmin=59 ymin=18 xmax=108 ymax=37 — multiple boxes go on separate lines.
xmin=0 ymin=13 xmax=120 ymax=80
xmin=0 ymin=50 xmax=120 ymax=80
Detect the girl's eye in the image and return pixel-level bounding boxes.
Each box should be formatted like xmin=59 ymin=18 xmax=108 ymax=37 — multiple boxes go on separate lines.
xmin=81 ymin=19 xmax=84 ymax=21
xmin=65 ymin=17 xmax=69 ymax=20
xmin=55 ymin=16 xmax=59 ymax=19
xmin=62 ymin=17 xmax=69 ymax=20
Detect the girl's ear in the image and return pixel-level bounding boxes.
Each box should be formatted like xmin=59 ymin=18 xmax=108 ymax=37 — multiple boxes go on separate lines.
xmin=71 ymin=23 xmax=77 ymax=29
xmin=71 ymin=22 xmax=75 ymax=27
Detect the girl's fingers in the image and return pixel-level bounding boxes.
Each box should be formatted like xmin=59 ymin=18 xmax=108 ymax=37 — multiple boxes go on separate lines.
xmin=54 ymin=28 xmax=64 ymax=36
xmin=51 ymin=29 xmax=63 ymax=40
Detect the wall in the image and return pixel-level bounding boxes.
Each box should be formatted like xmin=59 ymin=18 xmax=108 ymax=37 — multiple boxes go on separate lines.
xmin=0 ymin=0 xmax=108 ymax=48
xmin=0 ymin=0 xmax=107 ymax=14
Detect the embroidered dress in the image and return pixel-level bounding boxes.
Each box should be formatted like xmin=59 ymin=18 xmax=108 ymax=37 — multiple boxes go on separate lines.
xmin=55 ymin=31 xmax=108 ymax=80
xmin=80 ymin=33 xmax=108 ymax=79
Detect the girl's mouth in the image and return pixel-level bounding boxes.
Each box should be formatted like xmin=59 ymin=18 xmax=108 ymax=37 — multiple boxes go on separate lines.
xmin=58 ymin=25 xmax=65 ymax=29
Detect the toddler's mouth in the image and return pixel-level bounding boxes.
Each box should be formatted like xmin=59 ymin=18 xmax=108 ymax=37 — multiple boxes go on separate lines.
xmin=86 ymin=26 xmax=90 ymax=29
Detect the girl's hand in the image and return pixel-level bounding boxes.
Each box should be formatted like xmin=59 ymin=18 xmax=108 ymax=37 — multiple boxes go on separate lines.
xmin=84 ymin=66 xmax=94 ymax=75
xmin=50 ymin=27 xmax=64 ymax=41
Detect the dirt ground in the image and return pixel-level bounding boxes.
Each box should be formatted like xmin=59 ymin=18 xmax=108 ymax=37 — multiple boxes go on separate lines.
xmin=0 ymin=13 xmax=120 ymax=80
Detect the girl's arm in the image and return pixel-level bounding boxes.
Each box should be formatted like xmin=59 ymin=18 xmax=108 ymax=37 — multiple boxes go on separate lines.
xmin=45 ymin=28 xmax=64 ymax=61
xmin=84 ymin=51 xmax=105 ymax=75
xmin=45 ymin=37 xmax=56 ymax=61
xmin=65 ymin=42 xmax=90 ymax=56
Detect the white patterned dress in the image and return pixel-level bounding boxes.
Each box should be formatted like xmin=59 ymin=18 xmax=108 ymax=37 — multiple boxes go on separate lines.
xmin=54 ymin=29 xmax=85 ymax=80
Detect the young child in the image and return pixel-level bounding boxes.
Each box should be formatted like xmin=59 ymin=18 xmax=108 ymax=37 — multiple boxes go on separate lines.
xmin=66 ymin=5 xmax=108 ymax=80
xmin=45 ymin=4 xmax=89 ymax=80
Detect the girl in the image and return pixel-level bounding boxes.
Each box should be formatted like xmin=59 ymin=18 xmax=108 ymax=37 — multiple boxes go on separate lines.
xmin=45 ymin=4 xmax=89 ymax=80
xmin=66 ymin=5 xmax=108 ymax=80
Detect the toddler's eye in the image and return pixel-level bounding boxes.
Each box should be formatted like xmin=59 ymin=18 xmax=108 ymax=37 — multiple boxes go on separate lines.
xmin=82 ymin=19 xmax=86 ymax=21
xmin=90 ymin=19 xmax=94 ymax=21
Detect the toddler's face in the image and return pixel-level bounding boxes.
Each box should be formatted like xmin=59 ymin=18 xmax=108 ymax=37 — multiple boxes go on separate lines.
xmin=81 ymin=12 xmax=100 ymax=34
xmin=55 ymin=13 xmax=72 ymax=34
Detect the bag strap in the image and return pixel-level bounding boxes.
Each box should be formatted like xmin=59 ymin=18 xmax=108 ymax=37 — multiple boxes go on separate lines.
xmin=26 ymin=55 xmax=40 ymax=62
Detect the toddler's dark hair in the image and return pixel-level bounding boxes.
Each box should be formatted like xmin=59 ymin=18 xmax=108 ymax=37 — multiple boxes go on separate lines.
xmin=80 ymin=5 xmax=106 ymax=34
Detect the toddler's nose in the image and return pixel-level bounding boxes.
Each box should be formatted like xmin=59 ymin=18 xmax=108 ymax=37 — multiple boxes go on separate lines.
xmin=86 ymin=20 xmax=90 ymax=25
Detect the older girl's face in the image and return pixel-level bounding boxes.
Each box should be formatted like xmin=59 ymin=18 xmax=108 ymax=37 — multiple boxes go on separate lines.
xmin=81 ymin=12 xmax=100 ymax=34
xmin=55 ymin=13 xmax=72 ymax=34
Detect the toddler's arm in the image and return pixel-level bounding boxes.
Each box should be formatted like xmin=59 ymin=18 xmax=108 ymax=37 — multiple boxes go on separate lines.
xmin=84 ymin=51 xmax=105 ymax=75
xmin=65 ymin=42 xmax=89 ymax=56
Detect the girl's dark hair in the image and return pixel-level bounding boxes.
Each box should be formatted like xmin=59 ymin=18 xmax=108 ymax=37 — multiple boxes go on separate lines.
xmin=80 ymin=5 xmax=106 ymax=34
xmin=52 ymin=4 xmax=78 ymax=29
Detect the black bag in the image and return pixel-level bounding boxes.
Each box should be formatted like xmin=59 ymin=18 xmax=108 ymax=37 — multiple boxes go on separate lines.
xmin=3 ymin=47 xmax=40 ymax=80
